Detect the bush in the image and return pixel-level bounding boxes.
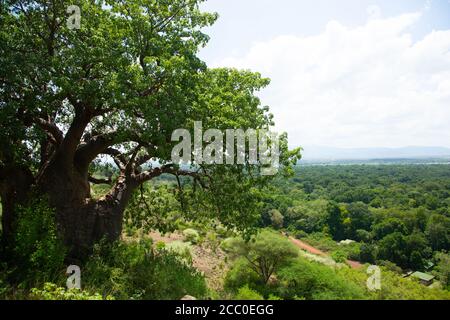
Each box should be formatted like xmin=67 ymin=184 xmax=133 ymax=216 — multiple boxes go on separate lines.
xmin=206 ymin=232 xmax=221 ymax=251
xmin=235 ymin=285 xmax=264 ymax=300
xmin=344 ymin=243 xmax=362 ymax=261
xmin=331 ymin=250 xmax=347 ymax=263
xmin=83 ymin=239 xmax=206 ymax=300
xmin=183 ymin=228 xmax=200 ymax=244
xmin=224 ymin=258 xmax=262 ymax=292
xmin=216 ymin=225 xmax=232 ymax=238
xmin=276 ymin=258 xmax=366 ymax=300
xmin=155 ymin=241 xmax=166 ymax=251
xmin=269 ymin=209 xmax=284 ymax=229
xmin=220 ymin=237 xmax=236 ymax=253
xmin=294 ymin=230 xmax=308 ymax=239
xmin=376 ymin=260 xmax=403 ymax=274
xmin=359 ymin=243 xmax=377 ymax=264
xmin=31 ymin=283 xmax=113 ymax=300
xmin=164 ymin=241 xmax=193 ymax=264
xmin=332 ymin=242 xmax=361 ymax=262
xmin=13 ymin=198 xmax=66 ymax=285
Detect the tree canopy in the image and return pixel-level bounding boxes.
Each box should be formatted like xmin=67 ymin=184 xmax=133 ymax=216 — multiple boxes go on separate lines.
xmin=225 ymin=230 xmax=299 ymax=284
xmin=0 ymin=0 xmax=299 ymax=256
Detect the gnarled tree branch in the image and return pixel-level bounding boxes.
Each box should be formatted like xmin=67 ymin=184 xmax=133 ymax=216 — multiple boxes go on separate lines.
xmin=88 ymin=175 xmax=113 ymax=185
xmin=34 ymin=117 xmax=64 ymax=145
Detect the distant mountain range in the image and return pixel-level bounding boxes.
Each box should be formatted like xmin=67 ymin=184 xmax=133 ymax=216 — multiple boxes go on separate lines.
xmin=300 ymin=146 xmax=450 ymax=161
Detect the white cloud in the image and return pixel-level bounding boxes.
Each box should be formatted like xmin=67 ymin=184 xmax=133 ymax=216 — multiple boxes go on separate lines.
xmin=210 ymin=11 xmax=450 ymax=148
xmin=367 ymin=5 xmax=382 ymax=20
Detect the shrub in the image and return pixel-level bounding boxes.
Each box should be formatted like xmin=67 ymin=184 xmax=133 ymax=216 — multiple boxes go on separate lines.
xmin=376 ymin=260 xmax=403 ymax=274
xmin=124 ymin=225 xmax=137 ymax=237
xmin=31 ymin=283 xmax=113 ymax=300
xmin=206 ymin=232 xmax=221 ymax=251
xmin=344 ymin=243 xmax=362 ymax=261
xmin=183 ymin=228 xmax=200 ymax=244
xmin=220 ymin=237 xmax=236 ymax=253
xmin=331 ymin=250 xmax=347 ymax=263
xmin=13 ymin=198 xmax=66 ymax=284
xmin=155 ymin=241 xmax=166 ymax=251
xmin=83 ymin=239 xmax=206 ymax=300
xmin=164 ymin=241 xmax=193 ymax=264
xmin=224 ymin=258 xmax=262 ymax=292
xmin=216 ymin=225 xmax=231 ymax=238
xmin=269 ymin=209 xmax=284 ymax=229
xmin=276 ymin=258 xmax=366 ymax=300
xmin=359 ymin=243 xmax=377 ymax=264
xmin=294 ymin=230 xmax=308 ymax=239
xmin=235 ymin=285 xmax=264 ymax=300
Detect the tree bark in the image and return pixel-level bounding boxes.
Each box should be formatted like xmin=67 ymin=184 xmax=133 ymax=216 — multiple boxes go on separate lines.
xmin=36 ymin=153 xmax=138 ymax=258
xmin=0 ymin=165 xmax=34 ymax=249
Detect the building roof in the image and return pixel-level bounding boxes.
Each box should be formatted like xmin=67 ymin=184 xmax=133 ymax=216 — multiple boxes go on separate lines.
xmin=411 ymin=271 xmax=435 ymax=282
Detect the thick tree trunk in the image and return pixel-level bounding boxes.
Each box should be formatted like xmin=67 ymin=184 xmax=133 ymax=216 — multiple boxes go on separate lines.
xmin=1 ymin=155 xmax=139 ymax=262
xmin=54 ymin=181 xmax=137 ymax=259
xmin=55 ymin=199 xmax=126 ymax=259
xmin=36 ymin=157 xmax=138 ymax=259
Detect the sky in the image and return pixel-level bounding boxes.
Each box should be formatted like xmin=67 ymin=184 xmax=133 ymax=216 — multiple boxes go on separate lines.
xmin=198 ymin=0 xmax=450 ymax=149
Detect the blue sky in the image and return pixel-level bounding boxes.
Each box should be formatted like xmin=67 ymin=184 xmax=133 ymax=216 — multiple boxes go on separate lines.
xmin=198 ymin=0 xmax=450 ymax=148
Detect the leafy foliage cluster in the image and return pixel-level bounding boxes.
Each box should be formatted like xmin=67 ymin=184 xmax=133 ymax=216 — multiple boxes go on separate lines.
xmin=82 ymin=239 xmax=207 ymax=300
xmin=30 ymin=283 xmax=113 ymax=300
xmin=11 ymin=198 xmax=66 ymax=285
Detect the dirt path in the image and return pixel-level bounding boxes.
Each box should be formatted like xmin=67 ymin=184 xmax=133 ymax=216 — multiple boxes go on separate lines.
xmin=346 ymin=259 xmax=363 ymax=269
xmin=289 ymin=237 xmax=327 ymax=256
xmin=288 ymin=236 xmax=363 ymax=269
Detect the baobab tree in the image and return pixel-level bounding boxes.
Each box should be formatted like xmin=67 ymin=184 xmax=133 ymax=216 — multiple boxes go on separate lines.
xmin=0 ymin=0 xmax=299 ymax=258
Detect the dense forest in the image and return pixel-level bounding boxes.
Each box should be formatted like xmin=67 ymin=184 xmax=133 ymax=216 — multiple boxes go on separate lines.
xmin=261 ymin=165 xmax=450 ymax=271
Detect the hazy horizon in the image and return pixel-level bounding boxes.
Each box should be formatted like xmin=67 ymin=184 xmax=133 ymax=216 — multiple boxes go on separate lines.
xmin=299 ymin=145 xmax=450 ymax=160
